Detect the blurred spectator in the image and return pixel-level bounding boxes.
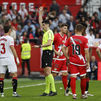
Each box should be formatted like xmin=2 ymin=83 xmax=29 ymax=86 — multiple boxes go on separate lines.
xmin=80 ymin=16 xmax=87 ymax=27
xmin=22 ymin=20 xmax=36 ymax=37
xmin=90 ymin=56 xmax=98 ymax=80
xmin=50 ymin=0 xmax=60 ymax=16
xmin=64 ymin=5 xmax=72 ymax=15
xmin=89 ymin=16 xmax=97 ymax=36
xmin=67 ymin=16 xmax=75 ymax=33
xmin=20 ymin=31 xmax=27 ymax=44
xmin=59 ymin=9 xmax=70 ymax=24
xmin=53 ymin=27 xmax=58 ymax=34
xmin=50 ymin=17 xmax=59 ymax=30
xmin=11 ymin=18 xmax=18 ymax=29
xmin=0 ymin=14 xmax=7 ymax=25
xmin=18 ymin=5 xmax=28 ymax=19
xmin=16 ymin=25 xmax=22 ymax=44
xmin=43 ymin=7 xmax=48 ymax=20
xmin=0 ymin=24 xmax=4 ymax=36
xmin=16 ymin=15 xmax=23 ymax=27
xmin=76 ymin=7 xmax=87 ymax=21
xmin=10 ymin=26 xmax=16 ymax=40
xmin=98 ymin=7 xmax=101 ymax=21
xmin=10 ymin=9 xmax=18 ymax=20
xmin=93 ymin=12 xmax=99 ymax=23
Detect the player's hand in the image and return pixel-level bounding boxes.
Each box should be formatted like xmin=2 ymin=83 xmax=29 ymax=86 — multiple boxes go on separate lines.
xmin=86 ymin=62 xmax=90 ymax=69
xmin=16 ymin=57 xmax=20 ymax=66
xmin=39 ymin=6 xmax=43 ymax=12
xmin=33 ymin=45 xmax=40 ymax=48
xmin=57 ymin=52 xmax=61 ymax=56
xmin=66 ymin=57 xmax=69 ymax=64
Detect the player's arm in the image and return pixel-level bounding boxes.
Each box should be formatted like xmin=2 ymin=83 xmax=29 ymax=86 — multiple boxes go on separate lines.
xmin=96 ymin=47 xmax=101 ymax=59
xmin=62 ymin=46 xmax=69 ymax=60
xmin=85 ymin=49 xmax=90 ymax=68
xmin=54 ymin=49 xmax=61 ymax=56
xmin=10 ymin=46 xmax=20 ymax=65
xmin=39 ymin=6 xmax=43 ymax=28
xmin=34 ymin=39 xmax=52 ymax=48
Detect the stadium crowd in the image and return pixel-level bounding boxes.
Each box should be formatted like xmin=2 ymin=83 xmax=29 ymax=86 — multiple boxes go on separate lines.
xmin=0 ymin=0 xmax=99 ymax=80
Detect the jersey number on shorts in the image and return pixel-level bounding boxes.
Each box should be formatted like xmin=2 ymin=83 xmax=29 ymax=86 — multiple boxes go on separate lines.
xmin=72 ymin=44 xmax=80 ymax=55
xmin=0 ymin=43 xmax=6 ymax=54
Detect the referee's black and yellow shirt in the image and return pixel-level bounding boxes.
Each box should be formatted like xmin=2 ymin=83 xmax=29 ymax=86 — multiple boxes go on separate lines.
xmin=42 ymin=29 xmax=54 ymax=51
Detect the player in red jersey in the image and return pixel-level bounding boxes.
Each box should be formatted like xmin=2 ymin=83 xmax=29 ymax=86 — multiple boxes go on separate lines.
xmin=52 ymin=24 xmax=70 ymax=96
xmin=62 ymin=24 xmax=89 ymax=99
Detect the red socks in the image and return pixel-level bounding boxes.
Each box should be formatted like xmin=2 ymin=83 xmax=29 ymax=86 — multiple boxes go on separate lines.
xmin=81 ymin=78 xmax=86 ymax=94
xmin=70 ymin=77 xmax=76 ymax=94
xmin=62 ymin=75 xmax=68 ymax=90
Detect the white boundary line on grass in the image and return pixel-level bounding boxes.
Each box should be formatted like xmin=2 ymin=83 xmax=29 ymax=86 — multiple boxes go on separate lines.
xmin=4 ymin=81 xmax=62 ymax=90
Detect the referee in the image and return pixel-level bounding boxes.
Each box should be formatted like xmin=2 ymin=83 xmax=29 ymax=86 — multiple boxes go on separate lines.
xmin=34 ymin=7 xmax=56 ymax=96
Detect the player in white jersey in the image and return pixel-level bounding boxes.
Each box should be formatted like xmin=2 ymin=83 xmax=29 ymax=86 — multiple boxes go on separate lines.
xmin=0 ymin=26 xmax=20 ymax=97
xmin=85 ymin=28 xmax=94 ymax=96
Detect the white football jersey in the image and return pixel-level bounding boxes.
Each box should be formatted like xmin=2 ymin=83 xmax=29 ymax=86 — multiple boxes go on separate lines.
xmin=85 ymin=34 xmax=94 ymax=47
xmin=98 ymin=44 xmax=101 ymax=49
xmin=0 ymin=35 xmax=15 ymax=65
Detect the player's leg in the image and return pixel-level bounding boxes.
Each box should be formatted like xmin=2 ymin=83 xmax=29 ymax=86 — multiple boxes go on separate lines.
xmin=96 ymin=48 xmax=101 ymax=59
xmin=0 ymin=65 xmax=6 ymax=97
xmin=41 ymin=50 xmax=56 ymax=96
xmin=60 ymin=60 xmax=68 ymax=93
xmin=9 ymin=64 xmax=20 ymax=97
xmin=85 ymin=72 xmax=94 ymax=96
xmin=79 ymin=66 xmax=87 ymax=99
xmin=0 ymin=74 xmax=5 ymax=97
xmin=69 ymin=64 xmax=78 ymax=99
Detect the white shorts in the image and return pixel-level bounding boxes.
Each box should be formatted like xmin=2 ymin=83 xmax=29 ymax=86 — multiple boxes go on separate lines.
xmin=0 ymin=63 xmax=17 ymax=74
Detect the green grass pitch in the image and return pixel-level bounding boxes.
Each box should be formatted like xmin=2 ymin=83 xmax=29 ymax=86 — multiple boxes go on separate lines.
xmin=0 ymin=78 xmax=101 ymax=101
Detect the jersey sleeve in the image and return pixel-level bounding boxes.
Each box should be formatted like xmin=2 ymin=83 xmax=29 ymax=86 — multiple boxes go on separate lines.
xmin=9 ymin=37 xmax=14 ymax=46
xmin=53 ymin=34 xmax=57 ymax=44
xmin=48 ymin=30 xmax=53 ymax=40
xmin=84 ymin=38 xmax=89 ymax=49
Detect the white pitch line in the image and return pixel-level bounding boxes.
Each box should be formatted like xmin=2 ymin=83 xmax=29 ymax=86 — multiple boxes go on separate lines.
xmin=4 ymin=81 xmax=62 ymax=90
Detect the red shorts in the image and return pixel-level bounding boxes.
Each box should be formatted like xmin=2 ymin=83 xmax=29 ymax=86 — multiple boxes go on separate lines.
xmin=69 ymin=64 xmax=86 ymax=76
xmin=52 ymin=59 xmax=67 ymax=73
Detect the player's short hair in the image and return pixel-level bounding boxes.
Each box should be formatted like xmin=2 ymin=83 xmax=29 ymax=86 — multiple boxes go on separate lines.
xmin=42 ymin=20 xmax=49 ymax=25
xmin=4 ymin=26 xmax=11 ymax=33
xmin=60 ymin=23 xmax=68 ymax=28
xmin=75 ymin=24 xmax=84 ymax=32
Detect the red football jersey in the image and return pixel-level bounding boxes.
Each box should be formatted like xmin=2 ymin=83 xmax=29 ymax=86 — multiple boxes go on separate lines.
xmin=65 ymin=35 xmax=88 ymax=66
xmin=54 ymin=33 xmax=67 ymax=60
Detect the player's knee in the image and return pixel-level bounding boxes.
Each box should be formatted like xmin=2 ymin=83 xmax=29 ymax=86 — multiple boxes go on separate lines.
xmin=71 ymin=75 xmax=77 ymax=78
xmin=62 ymin=72 xmax=68 ymax=76
xmin=0 ymin=74 xmax=5 ymax=78
xmin=11 ymin=72 xmax=17 ymax=77
xmin=80 ymin=75 xmax=86 ymax=79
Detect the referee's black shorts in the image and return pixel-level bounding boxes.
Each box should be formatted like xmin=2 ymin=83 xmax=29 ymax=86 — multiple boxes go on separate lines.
xmin=42 ymin=50 xmax=53 ymax=68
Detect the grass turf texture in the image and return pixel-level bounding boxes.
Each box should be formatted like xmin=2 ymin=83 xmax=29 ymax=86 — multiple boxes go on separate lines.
xmin=0 ymin=78 xmax=101 ymax=101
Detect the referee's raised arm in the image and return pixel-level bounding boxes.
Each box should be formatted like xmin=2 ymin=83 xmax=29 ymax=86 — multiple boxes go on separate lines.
xmin=39 ymin=6 xmax=43 ymax=28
